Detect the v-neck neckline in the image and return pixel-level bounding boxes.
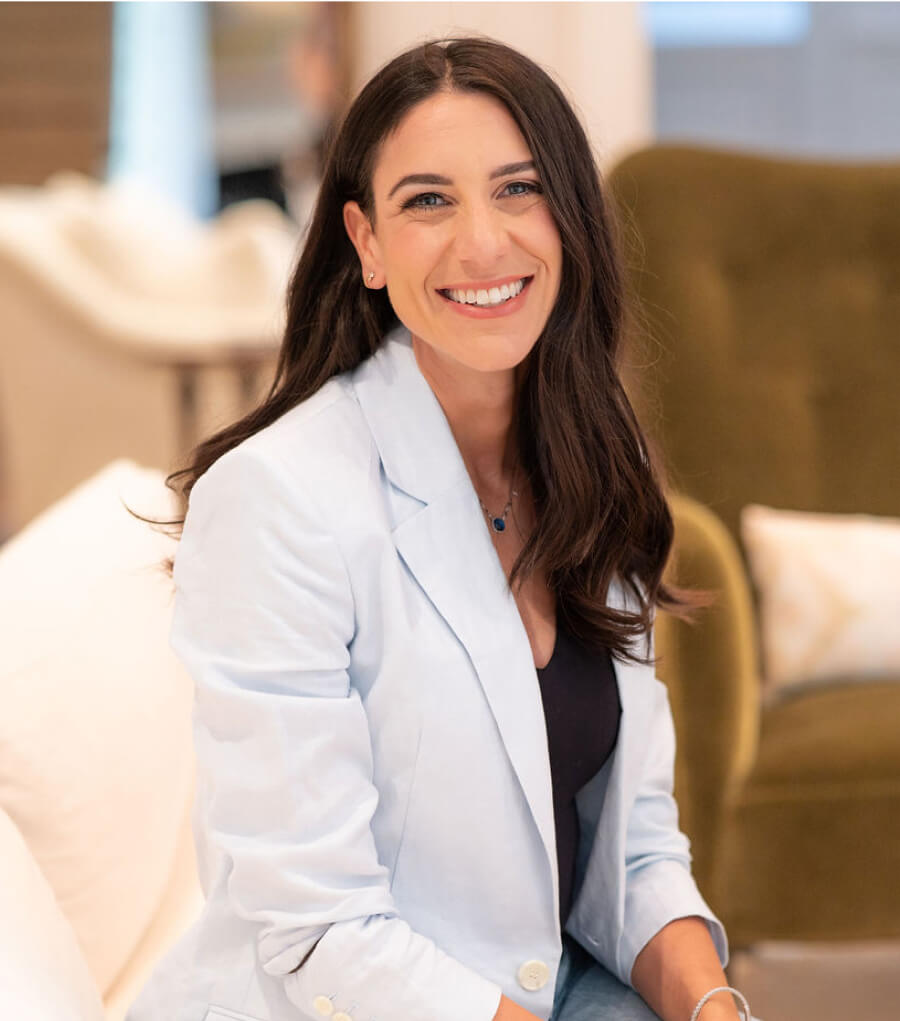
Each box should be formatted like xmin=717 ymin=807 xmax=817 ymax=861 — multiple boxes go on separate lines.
xmin=535 ymin=618 xmax=562 ymax=674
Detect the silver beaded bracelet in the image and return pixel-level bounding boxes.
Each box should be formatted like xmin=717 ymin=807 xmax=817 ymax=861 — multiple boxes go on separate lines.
xmin=689 ymin=985 xmax=752 ymax=1021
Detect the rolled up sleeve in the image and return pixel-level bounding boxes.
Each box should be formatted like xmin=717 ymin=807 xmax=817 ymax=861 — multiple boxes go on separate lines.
xmin=618 ymin=681 xmax=728 ymax=984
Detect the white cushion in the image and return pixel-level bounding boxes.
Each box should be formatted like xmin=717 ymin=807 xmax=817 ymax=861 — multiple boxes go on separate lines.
xmin=0 ymin=461 xmax=195 ymax=994
xmin=741 ymin=504 xmax=900 ymax=694
xmin=0 ymin=806 xmax=105 ymax=1020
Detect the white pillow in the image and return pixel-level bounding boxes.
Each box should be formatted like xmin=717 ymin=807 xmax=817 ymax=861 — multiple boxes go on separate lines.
xmin=741 ymin=504 xmax=900 ymax=693
xmin=0 ymin=807 xmax=106 ymax=1020
xmin=0 ymin=461 xmax=195 ymax=995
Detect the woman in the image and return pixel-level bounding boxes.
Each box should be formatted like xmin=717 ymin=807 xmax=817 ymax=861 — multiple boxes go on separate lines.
xmin=129 ymin=37 xmax=752 ymax=1021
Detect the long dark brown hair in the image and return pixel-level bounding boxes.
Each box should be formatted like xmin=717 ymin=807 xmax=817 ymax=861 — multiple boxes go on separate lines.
xmin=163 ymin=36 xmax=685 ymax=662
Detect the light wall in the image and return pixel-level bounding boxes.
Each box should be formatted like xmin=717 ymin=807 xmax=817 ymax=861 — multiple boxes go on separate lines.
xmin=349 ymin=2 xmax=652 ymax=171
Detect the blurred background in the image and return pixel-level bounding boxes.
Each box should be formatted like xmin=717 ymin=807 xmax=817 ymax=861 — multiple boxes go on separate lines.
xmin=1 ymin=4 xmax=898 ymax=1021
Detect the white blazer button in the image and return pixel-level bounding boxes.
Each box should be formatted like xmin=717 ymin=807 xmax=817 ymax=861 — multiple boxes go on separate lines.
xmin=332 ymin=1013 xmax=353 ymax=1021
xmin=517 ymin=959 xmax=550 ymax=991
xmin=312 ymin=996 xmax=334 ymax=1017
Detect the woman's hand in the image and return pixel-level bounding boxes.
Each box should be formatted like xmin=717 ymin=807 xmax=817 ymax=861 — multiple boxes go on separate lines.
xmin=492 ymin=993 xmax=543 ymax=1021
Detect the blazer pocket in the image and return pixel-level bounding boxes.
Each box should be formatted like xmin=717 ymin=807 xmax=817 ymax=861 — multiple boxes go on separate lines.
xmin=204 ymin=1007 xmax=266 ymax=1021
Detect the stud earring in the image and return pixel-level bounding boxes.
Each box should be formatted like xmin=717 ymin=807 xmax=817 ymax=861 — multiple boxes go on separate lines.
xmin=366 ymin=271 xmax=375 ymax=284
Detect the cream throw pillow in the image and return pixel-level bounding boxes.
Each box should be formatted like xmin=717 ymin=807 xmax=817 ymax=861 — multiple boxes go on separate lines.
xmin=741 ymin=504 xmax=900 ymax=693
xmin=0 ymin=461 xmax=195 ymax=995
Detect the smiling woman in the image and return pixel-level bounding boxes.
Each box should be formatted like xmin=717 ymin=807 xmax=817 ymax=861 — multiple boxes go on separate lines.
xmin=128 ymin=36 xmax=750 ymax=1021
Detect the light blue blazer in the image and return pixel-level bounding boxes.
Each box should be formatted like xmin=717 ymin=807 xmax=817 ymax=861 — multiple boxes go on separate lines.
xmin=128 ymin=324 xmax=727 ymax=1021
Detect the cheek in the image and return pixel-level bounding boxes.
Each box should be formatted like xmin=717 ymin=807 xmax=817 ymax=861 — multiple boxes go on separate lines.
xmin=513 ymin=209 xmax=563 ymax=278
xmin=388 ymin=224 xmax=445 ymax=280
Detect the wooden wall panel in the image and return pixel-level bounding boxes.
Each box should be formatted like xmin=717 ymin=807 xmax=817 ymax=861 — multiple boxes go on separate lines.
xmin=0 ymin=2 xmax=112 ymax=185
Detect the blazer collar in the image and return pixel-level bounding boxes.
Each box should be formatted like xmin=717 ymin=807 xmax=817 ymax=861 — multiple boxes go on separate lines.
xmin=352 ymin=324 xmax=560 ymax=913
xmin=351 ymin=323 xmax=469 ymax=504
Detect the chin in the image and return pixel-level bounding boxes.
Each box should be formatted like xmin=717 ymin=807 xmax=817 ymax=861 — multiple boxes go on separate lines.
xmin=408 ymin=320 xmax=543 ymax=377
xmin=472 ymin=338 xmax=539 ymax=372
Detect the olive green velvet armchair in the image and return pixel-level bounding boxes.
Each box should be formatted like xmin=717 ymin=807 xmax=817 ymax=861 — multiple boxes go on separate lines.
xmin=609 ymin=145 xmax=900 ymax=947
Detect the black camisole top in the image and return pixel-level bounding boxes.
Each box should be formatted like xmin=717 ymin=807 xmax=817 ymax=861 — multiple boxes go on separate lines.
xmin=535 ymin=620 xmax=621 ymax=927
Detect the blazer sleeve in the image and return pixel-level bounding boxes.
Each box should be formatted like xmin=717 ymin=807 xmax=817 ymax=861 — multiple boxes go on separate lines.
xmin=172 ymin=444 xmax=502 ymax=1021
xmin=617 ymin=676 xmax=729 ymax=984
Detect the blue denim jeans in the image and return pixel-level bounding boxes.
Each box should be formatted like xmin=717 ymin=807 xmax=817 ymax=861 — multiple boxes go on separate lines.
xmin=550 ymin=936 xmax=662 ymax=1021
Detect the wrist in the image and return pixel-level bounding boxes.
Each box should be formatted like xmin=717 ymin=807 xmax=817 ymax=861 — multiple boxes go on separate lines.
xmin=690 ymin=986 xmax=749 ymax=1021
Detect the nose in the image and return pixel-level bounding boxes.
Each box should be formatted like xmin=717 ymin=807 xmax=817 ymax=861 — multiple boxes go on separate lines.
xmin=452 ymin=202 xmax=510 ymax=272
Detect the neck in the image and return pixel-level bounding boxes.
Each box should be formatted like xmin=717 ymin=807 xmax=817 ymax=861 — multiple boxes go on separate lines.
xmin=411 ymin=337 xmax=519 ymax=497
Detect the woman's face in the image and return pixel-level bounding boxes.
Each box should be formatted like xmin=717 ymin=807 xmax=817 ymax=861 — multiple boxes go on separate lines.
xmin=344 ymin=90 xmax=563 ymax=377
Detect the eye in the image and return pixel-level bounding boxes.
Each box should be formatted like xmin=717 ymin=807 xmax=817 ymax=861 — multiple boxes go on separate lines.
xmin=401 ymin=192 xmax=449 ymax=212
xmin=502 ymin=180 xmax=543 ymax=198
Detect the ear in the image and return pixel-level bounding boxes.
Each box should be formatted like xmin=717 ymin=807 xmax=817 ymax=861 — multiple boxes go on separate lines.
xmin=343 ymin=201 xmax=384 ymax=288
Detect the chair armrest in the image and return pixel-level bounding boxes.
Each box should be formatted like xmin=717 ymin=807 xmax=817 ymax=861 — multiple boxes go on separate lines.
xmin=654 ymin=491 xmax=761 ymax=897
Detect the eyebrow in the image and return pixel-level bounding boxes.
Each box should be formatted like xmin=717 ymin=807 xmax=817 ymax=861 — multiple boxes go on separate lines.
xmin=387 ymin=160 xmax=537 ymax=199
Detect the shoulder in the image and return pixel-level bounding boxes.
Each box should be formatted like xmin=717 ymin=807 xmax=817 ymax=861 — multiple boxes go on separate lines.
xmin=247 ymin=375 xmax=374 ymax=482
xmin=188 ymin=374 xmax=379 ymax=535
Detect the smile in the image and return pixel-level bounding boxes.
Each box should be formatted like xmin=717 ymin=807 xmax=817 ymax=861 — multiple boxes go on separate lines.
xmin=438 ymin=276 xmax=531 ymax=308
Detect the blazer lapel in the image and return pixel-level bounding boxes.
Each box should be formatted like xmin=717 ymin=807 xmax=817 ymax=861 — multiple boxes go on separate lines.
xmin=352 ymin=325 xmax=558 ymax=908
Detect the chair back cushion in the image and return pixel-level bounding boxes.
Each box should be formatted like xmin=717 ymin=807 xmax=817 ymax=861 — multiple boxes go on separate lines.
xmin=609 ymin=145 xmax=900 ymax=540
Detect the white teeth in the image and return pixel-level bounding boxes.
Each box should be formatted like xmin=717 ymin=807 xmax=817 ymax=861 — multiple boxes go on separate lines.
xmin=445 ymin=277 xmax=527 ymax=306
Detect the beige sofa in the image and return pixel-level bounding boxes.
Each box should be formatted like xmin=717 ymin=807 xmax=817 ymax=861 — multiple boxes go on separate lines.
xmin=0 ymin=174 xmax=296 ymax=537
xmin=0 ymin=461 xmax=202 ymax=1019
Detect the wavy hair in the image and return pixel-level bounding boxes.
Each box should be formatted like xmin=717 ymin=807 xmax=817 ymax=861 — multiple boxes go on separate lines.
xmin=163 ymin=36 xmax=686 ymax=662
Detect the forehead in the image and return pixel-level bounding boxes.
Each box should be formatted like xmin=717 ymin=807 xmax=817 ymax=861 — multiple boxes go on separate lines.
xmin=372 ymin=91 xmax=532 ymax=184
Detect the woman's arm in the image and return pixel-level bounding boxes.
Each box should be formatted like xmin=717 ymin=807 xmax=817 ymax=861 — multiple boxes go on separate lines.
xmin=631 ymin=916 xmax=741 ymax=1021
xmin=617 ymin=674 xmax=739 ymax=1021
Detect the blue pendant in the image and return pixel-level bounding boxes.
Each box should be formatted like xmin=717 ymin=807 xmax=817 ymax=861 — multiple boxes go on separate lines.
xmin=492 ymin=517 xmax=506 ymax=532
